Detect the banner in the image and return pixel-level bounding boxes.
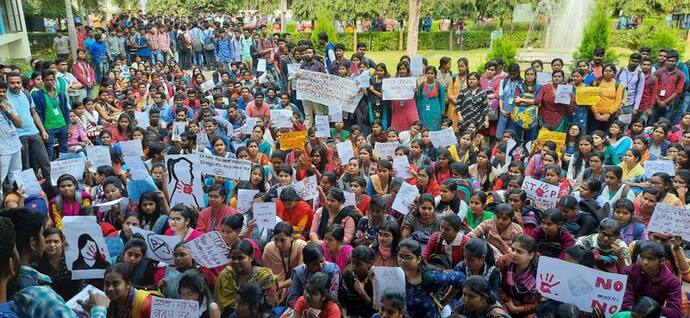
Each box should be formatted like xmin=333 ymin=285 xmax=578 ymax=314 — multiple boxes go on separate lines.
xmin=63 ymin=216 xmax=110 ymax=279
xmin=296 ymin=70 xmax=363 ymax=113
xmin=576 ymin=87 xmax=601 ymax=105
xmin=382 ymin=77 xmax=416 ymax=100
xmin=537 ymin=256 xmax=627 ymax=317
xmin=184 ymin=231 xmax=230 ymax=268
xmin=198 ymin=154 xmax=252 ymax=181
xmin=647 ymin=203 xmax=690 ymax=241
xmin=50 ymin=158 xmax=86 ymax=185
xmin=165 ymin=154 xmax=205 ymax=208
xmin=279 ymin=131 xmax=307 ymax=150
xmin=521 ymin=176 xmax=560 ymax=210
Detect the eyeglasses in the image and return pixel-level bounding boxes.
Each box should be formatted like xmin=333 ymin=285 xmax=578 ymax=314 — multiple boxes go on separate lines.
xmin=397 ymin=254 xmax=416 ymax=262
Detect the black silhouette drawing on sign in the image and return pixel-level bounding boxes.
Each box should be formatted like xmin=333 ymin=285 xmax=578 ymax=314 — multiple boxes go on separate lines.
xmin=72 ymin=233 xmax=109 ymax=270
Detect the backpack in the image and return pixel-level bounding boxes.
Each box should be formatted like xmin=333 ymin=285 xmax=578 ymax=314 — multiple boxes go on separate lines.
xmin=191 ymin=31 xmax=204 ymax=52
xmin=176 ymin=33 xmax=189 ymax=52
xmin=55 ymin=191 xmax=83 ymax=215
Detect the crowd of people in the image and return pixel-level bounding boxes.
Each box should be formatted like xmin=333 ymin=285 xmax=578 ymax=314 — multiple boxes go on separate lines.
xmin=0 ymin=10 xmax=689 ymax=318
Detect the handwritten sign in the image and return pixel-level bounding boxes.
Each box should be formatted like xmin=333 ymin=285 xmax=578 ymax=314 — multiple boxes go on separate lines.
xmin=329 ymin=104 xmax=343 ymax=123
xmin=66 ymin=285 xmax=107 ymax=314
xmin=344 ymin=191 xmax=356 ymax=207
xmin=296 ymin=70 xmax=363 ymax=113
xmin=257 ymin=58 xmax=267 ymax=72
xmin=537 ymin=72 xmax=551 ymax=85
xmin=134 ymin=110 xmax=149 ymax=129
xmin=647 ymin=203 xmax=690 ymax=241
xmin=521 ymin=176 xmax=560 ymax=210
xmin=287 ymin=63 xmax=300 ymax=79
xmin=237 ymin=189 xmax=260 ymax=213
xmin=555 ymin=84 xmax=573 ymax=105
xmin=382 ymin=77 xmax=416 ymax=100
xmin=184 ymin=231 xmax=230 ymax=268
xmin=537 ymin=256 xmax=627 ymax=317
xmin=50 ymin=158 xmax=86 ymax=185
xmin=104 ymin=236 xmax=124 ymax=261
xmin=429 ymin=128 xmax=457 ymax=148
xmin=198 ymin=154 xmax=252 ymax=181
xmin=86 ymin=145 xmax=111 ymax=172
xmin=393 ymin=155 xmax=412 ymax=179
xmin=292 ymin=175 xmax=318 ymax=201
xmin=200 ymin=80 xmax=215 ymax=93
xmin=533 ymin=128 xmax=567 ymax=154
xmin=372 ymin=266 xmax=406 ymax=308
xmin=314 ymin=115 xmax=330 ymax=138
xmin=63 ymin=216 xmax=110 ymax=279
xmin=16 ymin=169 xmax=41 ymax=197
xmin=270 ymin=109 xmax=293 ymax=128
xmin=356 ymin=72 xmax=370 ymax=88
xmin=197 ymin=132 xmax=211 ymax=149
xmin=410 ymin=57 xmax=424 ymax=76
xmin=150 ymin=297 xmax=199 ymax=318
xmin=124 ymin=156 xmax=148 ymax=180
xmin=576 ymin=86 xmax=601 ymax=105
xmin=279 ymin=131 xmax=307 ymax=150
xmin=118 ymin=139 xmax=144 ymax=157
xmin=131 ymin=226 xmax=181 ymax=264
xmin=92 ymin=197 xmax=129 ymax=212
xmin=241 ymin=117 xmax=259 ymax=135
xmin=336 ymin=140 xmax=355 ymax=165
xmin=643 ymin=160 xmax=675 ymax=178
xmin=253 ymin=202 xmax=277 ymax=230
xmin=374 ymin=142 xmax=398 ymax=160
xmin=392 ymin=182 xmax=419 ymax=215
xmin=171 ymin=122 xmax=186 ymax=141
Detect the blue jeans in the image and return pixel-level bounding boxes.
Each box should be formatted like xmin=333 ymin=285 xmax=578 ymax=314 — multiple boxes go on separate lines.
xmin=45 ymin=126 xmax=69 ymax=160
xmin=671 ymin=91 xmax=690 ymax=125
xmin=151 ymin=51 xmax=164 ymax=64
xmin=94 ymin=59 xmax=109 ymax=84
xmin=508 ymin=120 xmax=538 ymax=143
xmin=193 ymin=51 xmax=204 ymax=68
xmin=496 ymin=113 xmax=510 ymax=138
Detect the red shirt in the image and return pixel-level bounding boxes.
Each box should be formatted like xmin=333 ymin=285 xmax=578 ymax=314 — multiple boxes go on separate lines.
xmin=639 ymin=72 xmax=659 ymax=112
xmin=245 ymin=101 xmax=270 ymax=118
xmin=654 ymin=68 xmax=685 ymax=101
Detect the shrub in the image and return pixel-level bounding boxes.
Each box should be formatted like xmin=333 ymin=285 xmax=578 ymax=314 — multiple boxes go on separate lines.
xmin=310 ymin=7 xmax=337 ymax=52
xmin=639 ymin=25 xmax=686 ymax=57
xmin=574 ymin=1 xmax=616 ymax=63
xmin=480 ymin=37 xmax=517 ymax=72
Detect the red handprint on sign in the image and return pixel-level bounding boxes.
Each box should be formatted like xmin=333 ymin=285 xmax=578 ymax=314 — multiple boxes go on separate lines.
xmin=539 ymin=273 xmax=560 ymax=295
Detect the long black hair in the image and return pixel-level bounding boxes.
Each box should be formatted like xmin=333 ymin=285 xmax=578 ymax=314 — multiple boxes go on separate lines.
xmin=178 ymin=269 xmax=216 ymax=314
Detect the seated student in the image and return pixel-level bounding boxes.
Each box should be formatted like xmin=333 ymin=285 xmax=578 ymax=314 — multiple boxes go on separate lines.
xmin=101 ymin=263 xmax=161 ymax=318
xmin=49 ymin=174 xmax=92 ymax=229
xmin=622 ymin=241 xmax=682 ymax=318
xmin=613 ymin=296 xmax=662 ymax=318
xmin=286 ymin=243 xmax=341 ymax=308
xmin=435 ymin=179 xmax=465 ymax=216
xmin=525 ymin=141 xmax=559 ymax=179
xmin=371 ymin=292 xmax=407 ymax=318
xmin=197 ymin=184 xmax=237 ymax=233
xmin=528 ymin=208 xmax=575 ymax=259
xmin=371 ymin=220 xmax=401 ymax=267
xmin=639 ymin=172 xmax=684 ymax=208
xmin=560 ymin=195 xmax=600 ymax=238
xmin=454 ymin=238 xmax=502 ymax=294
xmin=136 ymin=190 xmax=169 ymax=234
xmin=423 ymin=214 xmax=469 ymax=269
xmin=465 ymin=191 xmax=495 ymax=230
xmin=317 ymin=224 xmax=353 ymax=271
xmin=165 ymin=204 xmax=203 ymax=241
xmin=35 ymin=227 xmax=79 ymax=300
xmin=629 ymin=232 xmax=690 ymax=283
xmin=602 ymin=165 xmax=637 ymax=207
xmin=276 ymin=187 xmax=314 ymax=239
xmin=353 ymin=195 xmax=396 ymax=247
xmin=177 ymin=269 xmax=222 ymax=318
xmin=310 ymin=188 xmax=357 ymax=245
xmin=507 ymin=189 xmax=539 ymax=236
xmin=338 ymin=245 xmax=376 ymax=318
xmin=155 ymin=242 xmax=217 ymax=298
xmin=543 ymin=164 xmax=571 ymax=199
xmin=453 ymin=275 xmax=510 ymax=318
xmin=262 ymin=222 xmax=307 ymax=303
xmin=620 ymin=149 xmax=645 ymax=191
xmin=401 ymin=194 xmax=442 ymax=239
xmin=575 ymin=219 xmax=632 ymax=273
xmin=282 ymin=272 xmax=341 ymax=318
xmin=467 ymin=203 xmax=524 ymax=255
xmin=495 ymin=235 xmax=541 ymax=317
xmin=610 ymin=198 xmax=647 ymax=245
xmin=634 ymin=186 xmax=663 ymax=227
xmin=119 ymin=237 xmax=157 ymax=290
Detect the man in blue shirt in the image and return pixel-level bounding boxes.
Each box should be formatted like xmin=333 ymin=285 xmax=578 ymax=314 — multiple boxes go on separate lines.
xmin=5 ymin=73 xmax=50 ymax=179
xmin=318 ymin=32 xmax=336 ymax=74
xmin=88 ymin=34 xmax=108 ymax=84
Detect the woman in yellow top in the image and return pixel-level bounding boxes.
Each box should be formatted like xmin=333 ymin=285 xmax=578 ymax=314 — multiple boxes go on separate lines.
xmin=446 ymin=58 xmax=469 ymax=132
xmin=619 ymin=148 xmax=645 ymax=182
xmin=590 ymin=64 xmax=625 ymax=133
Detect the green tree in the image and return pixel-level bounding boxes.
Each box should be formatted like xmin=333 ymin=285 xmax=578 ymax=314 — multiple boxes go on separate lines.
xmin=482 ymin=37 xmax=517 ymax=71
xmin=574 ymin=1 xmax=616 ymax=63
xmin=146 ymin=0 xmax=237 ymax=14
xmin=310 ymin=6 xmax=337 ymax=51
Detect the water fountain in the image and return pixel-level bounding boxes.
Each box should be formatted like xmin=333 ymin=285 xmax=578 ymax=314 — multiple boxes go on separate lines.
xmin=517 ymin=0 xmax=595 ymax=66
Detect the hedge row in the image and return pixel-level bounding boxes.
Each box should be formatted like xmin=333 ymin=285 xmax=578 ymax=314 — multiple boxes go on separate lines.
xmin=609 ymin=28 xmax=688 ymax=49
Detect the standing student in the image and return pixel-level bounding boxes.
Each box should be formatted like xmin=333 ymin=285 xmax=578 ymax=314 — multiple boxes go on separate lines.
xmin=31 ymin=71 xmax=70 ymax=160
xmin=417 ymin=66 xmax=446 ymax=131
xmin=653 ymin=51 xmax=685 ymax=124
xmin=589 ymin=64 xmax=624 ymax=133
xmin=616 ymin=53 xmax=645 ymax=124
xmin=0 ymin=81 xmax=23 ymax=190
xmin=497 ymin=63 xmax=523 ymax=138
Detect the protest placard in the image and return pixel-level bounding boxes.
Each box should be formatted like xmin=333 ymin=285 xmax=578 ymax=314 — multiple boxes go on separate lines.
xmin=575 ymin=86 xmax=601 ymax=105
xmin=372 ymin=266 xmax=406 ymax=308
xmin=63 ymin=216 xmax=110 ymax=279
xmin=118 ymin=139 xmax=144 ymax=157
xmin=92 ymin=197 xmax=129 ymax=212
xmin=198 ymin=154 xmax=252 ymax=181
xmin=279 ymin=131 xmax=307 ymax=150
xmin=66 ymin=285 xmax=107 ymax=314
xmin=200 ymin=80 xmax=215 ymax=93
xmin=537 ymin=256 xmax=627 ymax=317
xmin=257 ymin=58 xmax=267 ymax=72
xmin=270 ymin=109 xmax=293 ymax=128
xmin=343 ymin=191 xmax=356 ymax=207
xmin=643 ymin=160 xmax=675 ymax=178
xmin=150 ymin=297 xmax=199 ymax=318
xmin=134 ymin=111 xmax=149 ymax=129
xmin=410 ymin=57 xmax=424 ymax=76
xmin=374 ymin=142 xmax=398 ymax=159
xmin=166 ymin=154 xmax=205 ymax=208
xmin=382 ymin=77 xmax=416 ymax=100
xmin=104 ymin=237 xmax=124 ymax=261
xmin=537 ymin=72 xmax=551 ymax=85
xmin=429 ymin=128 xmax=457 ymax=148
xmin=237 ymin=189 xmax=260 ymax=213
xmin=127 ymin=178 xmax=158 ymax=203
xmin=86 ymin=145 xmax=111 ymax=172
xmin=292 ymin=175 xmax=318 ymax=201
xmin=50 ymin=158 xmax=86 ymax=185
xmin=521 ymin=176 xmax=560 ymax=210
xmin=197 ymin=132 xmax=211 ymax=148
xmin=356 ymin=72 xmax=370 ymax=88
xmin=647 ymin=203 xmax=690 ymax=241
xmin=171 ymin=122 xmax=186 ymax=141
xmin=287 ymin=63 xmax=300 ymax=79
xmin=131 ymin=226 xmax=181 ymax=263
xmin=240 ymin=117 xmax=259 ymax=135
xmin=16 ymin=169 xmax=41 ymax=197
xmin=393 ymin=155 xmax=412 ymax=179
xmin=392 ymin=182 xmax=419 ymax=215
xmin=329 ymin=105 xmax=343 ymax=123
xmin=184 ymin=231 xmax=230 ymax=268
xmin=315 ymin=115 xmax=330 ymax=138
xmin=533 ymin=129 xmax=567 ymax=154
xmin=124 ymin=156 xmax=148 ymax=180
xmin=296 ymin=70 xmax=363 ymax=113
xmin=336 ymin=140 xmax=355 ymax=165
xmin=253 ymin=202 xmax=277 ymax=230
xmin=555 ymin=84 xmax=573 ymax=104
